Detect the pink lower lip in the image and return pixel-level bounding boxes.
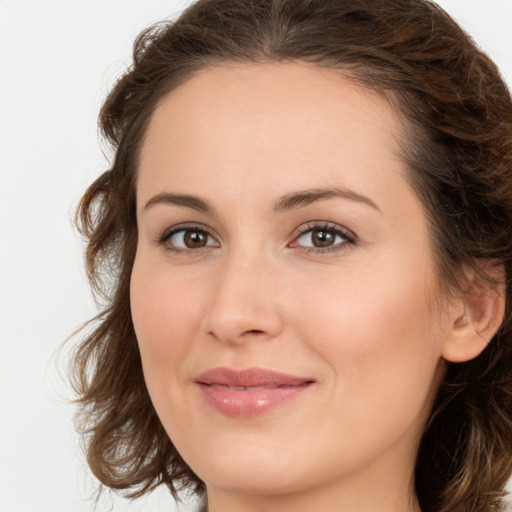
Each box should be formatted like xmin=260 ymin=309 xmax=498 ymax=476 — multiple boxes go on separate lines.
xmin=198 ymin=382 xmax=313 ymax=417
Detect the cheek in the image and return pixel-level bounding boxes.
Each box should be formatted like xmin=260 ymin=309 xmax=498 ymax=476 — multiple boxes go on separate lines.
xmin=292 ymin=257 xmax=443 ymax=406
xmin=297 ymin=249 xmax=437 ymax=351
xmin=285 ymin=261 xmax=445 ymax=467
xmin=130 ymin=256 xmax=205 ymax=379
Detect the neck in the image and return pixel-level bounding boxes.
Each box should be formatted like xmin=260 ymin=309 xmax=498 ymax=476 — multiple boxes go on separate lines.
xmin=206 ymin=489 xmax=421 ymax=512
xmin=205 ymin=462 xmax=421 ymax=512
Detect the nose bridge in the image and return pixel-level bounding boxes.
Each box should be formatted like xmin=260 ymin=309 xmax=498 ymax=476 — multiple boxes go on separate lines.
xmin=203 ymin=242 xmax=283 ymax=344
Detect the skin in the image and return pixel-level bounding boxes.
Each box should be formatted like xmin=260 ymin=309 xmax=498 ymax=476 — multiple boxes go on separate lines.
xmin=130 ymin=62 xmax=475 ymax=512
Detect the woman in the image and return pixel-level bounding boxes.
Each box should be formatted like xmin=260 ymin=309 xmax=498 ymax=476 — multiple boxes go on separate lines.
xmin=71 ymin=0 xmax=512 ymax=510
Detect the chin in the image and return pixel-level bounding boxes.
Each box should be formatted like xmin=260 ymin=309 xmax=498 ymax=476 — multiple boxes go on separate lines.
xmin=202 ymin=469 xmax=301 ymax=496
xmin=189 ymin=444 xmax=306 ymax=495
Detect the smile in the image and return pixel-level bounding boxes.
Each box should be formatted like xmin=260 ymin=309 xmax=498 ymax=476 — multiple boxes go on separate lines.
xmin=195 ymin=367 xmax=315 ymax=417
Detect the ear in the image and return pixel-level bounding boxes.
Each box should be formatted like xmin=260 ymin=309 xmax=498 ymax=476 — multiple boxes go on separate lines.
xmin=441 ymin=262 xmax=506 ymax=363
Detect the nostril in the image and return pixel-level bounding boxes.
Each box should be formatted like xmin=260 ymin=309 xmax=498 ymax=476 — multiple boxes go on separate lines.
xmin=244 ymin=329 xmax=265 ymax=335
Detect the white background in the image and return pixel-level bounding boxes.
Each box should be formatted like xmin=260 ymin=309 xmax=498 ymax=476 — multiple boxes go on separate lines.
xmin=1 ymin=1 xmax=511 ymax=511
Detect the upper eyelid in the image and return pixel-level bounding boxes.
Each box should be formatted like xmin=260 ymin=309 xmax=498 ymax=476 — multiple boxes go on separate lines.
xmin=288 ymin=222 xmax=357 ymax=253
xmin=155 ymin=220 xmax=356 ymax=249
xmin=293 ymin=221 xmax=356 ymax=240
xmin=159 ymin=222 xmax=218 ymax=241
xmin=155 ymin=224 xmax=219 ymax=254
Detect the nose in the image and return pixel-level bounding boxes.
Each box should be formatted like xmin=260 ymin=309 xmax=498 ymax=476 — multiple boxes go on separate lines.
xmin=202 ymin=250 xmax=285 ymax=345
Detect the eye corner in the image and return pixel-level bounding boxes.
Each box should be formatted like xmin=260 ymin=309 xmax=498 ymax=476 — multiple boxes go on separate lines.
xmin=154 ymin=222 xmax=220 ymax=255
xmin=289 ymin=221 xmax=356 ymax=254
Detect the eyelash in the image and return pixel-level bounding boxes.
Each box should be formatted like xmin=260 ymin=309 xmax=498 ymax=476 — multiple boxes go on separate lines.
xmin=155 ymin=223 xmax=218 ymax=256
xmin=291 ymin=222 xmax=356 ymax=254
xmin=154 ymin=221 xmax=356 ymax=255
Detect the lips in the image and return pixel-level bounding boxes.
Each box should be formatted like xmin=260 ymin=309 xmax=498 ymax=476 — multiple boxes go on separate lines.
xmin=195 ymin=367 xmax=315 ymax=417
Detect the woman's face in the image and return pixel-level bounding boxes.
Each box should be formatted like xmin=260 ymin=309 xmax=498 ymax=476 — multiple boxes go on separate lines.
xmin=131 ymin=62 xmax=450 ymax=507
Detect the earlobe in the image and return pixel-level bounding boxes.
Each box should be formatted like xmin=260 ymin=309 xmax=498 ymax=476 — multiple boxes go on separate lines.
xmin=441 ymin=264 xmax=506 ymax=363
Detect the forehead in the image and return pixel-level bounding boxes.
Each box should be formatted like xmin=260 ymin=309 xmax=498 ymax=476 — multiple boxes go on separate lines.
xmin=137 ymin=61 xmax=408 ymax=209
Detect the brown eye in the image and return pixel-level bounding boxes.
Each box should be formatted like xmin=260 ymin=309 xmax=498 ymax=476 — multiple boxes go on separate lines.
xmin=167 ymin=228 xmax=217 ymax=250
xmin=311 ymin=229 xmax=336 ymax=247
xmin=184 ymin=230 xmax=208 ymax=248
xmin=293 ymin=224 xmax=353 ymax=252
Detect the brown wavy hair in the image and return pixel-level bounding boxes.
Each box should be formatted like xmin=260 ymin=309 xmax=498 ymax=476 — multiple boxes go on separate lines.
xmin=71 ymin=0 xmax=512 ymax=510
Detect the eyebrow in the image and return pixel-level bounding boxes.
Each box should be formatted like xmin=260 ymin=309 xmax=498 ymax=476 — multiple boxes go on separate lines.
xmin=142 ymin=186 xmax=380 ymax=215
xmin=143 ymin=193 xmax=215 ymax=214
xmin=273 ymin=187 xmax=381 ymax=212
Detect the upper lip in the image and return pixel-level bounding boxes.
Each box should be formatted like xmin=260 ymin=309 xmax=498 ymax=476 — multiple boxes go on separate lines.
xmin=196 ymin=367 xmax=315 ymax=388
